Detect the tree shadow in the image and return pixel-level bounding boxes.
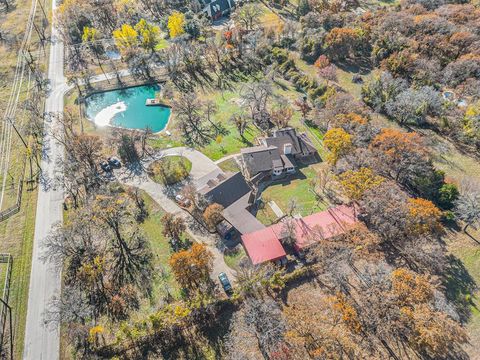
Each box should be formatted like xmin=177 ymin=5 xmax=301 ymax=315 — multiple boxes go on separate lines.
xmin=443 ymin=254 xmax=478 ymax=323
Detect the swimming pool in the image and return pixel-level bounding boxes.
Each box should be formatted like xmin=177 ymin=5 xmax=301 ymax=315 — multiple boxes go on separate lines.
xmin=84 ymin=84 xmax=171 ymax=133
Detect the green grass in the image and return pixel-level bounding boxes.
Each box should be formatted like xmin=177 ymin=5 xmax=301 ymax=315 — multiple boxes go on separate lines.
xmin=148 ymin=156 xmax=192 ymax=185
xmin=130 ymin=191 xmax=180 ymax=314
xmin=445 ymin=230 xmax=480 ymax=357
xmin=224 ymin=247 xmax=247 ymax=271
xmin=217 ymin=158 xmax=240 ymax=173
xmin=259 ymin=164 xmax=329 ymax=217
xmin=255 ymin=204 xmax=279 ymax=226
xmin=0 ymin=189 xmax=37 ymax=359
xmin=198 ymin=90 xmax=262 ymax=161
xmin=154 ymin=38 xmax=169 ymax=51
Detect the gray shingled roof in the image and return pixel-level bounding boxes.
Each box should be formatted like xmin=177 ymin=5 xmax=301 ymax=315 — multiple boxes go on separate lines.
xmin=241 ymin=146 xmax=282 ymax=176
xmin=203 ymin=172 xmax=252 ymax=208
xmin=222 ymin=193 xmax=266 ymax=234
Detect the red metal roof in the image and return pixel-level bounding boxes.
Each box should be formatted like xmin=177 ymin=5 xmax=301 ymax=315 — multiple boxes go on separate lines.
xmin=241 ymin=205 xmax=358 ymax=264
xmin=292 ymin=204 xmax=358 ymax=250
xmin=241 ymin=227 xmax=287 ymax=265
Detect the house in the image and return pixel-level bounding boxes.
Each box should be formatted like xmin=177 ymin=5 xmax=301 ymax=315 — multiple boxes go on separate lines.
xmin=241 ymin=205 xmax=358 ymax=265
xmin=197 ymin=0 xmax=236 ymax=20
xmin=239 ymin=128 xmax=317 ymax=180
xmin=199 ymin=171 xmax=266 ymax=238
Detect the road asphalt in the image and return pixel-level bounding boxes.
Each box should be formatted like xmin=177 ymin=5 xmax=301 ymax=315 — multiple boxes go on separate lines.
xmin=23 ymin=0 xmax=65 ymax=358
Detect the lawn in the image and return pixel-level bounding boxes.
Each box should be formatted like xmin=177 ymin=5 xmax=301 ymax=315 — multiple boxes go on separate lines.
xmin=148 ymin=155 xmax=192 ymax=185
xmin=224 ymin=246 xmax=247 ymax=271
xmin=255 ymin=203 xmax=279 ymax=226
xmin=0 ymin=189 xmax=37 ymax=359
xmin=137 ymin=192 xmax=180 ymax=308
xmin=198 ymin=89 xmax=262 ymax=161
xmin=217 ymin=157 xmax=240 ymax=173
xmin=258 ymin=163 xmax=329 ymax=219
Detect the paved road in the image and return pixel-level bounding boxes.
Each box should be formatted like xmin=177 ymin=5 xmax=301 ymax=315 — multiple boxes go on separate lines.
xmin=23 ymin=1 xmax=65 ymax=358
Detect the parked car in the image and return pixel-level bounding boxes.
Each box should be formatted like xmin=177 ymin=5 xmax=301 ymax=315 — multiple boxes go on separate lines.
xmin=218 ymin=272 xmax=233 ymax=294
xmin=107 ymin=157 xmax=121 ymax=168
xmin=175 ymin=194 xmax=191 ymax=207
xmin=99 ymin=161 xmax=112 ymax=173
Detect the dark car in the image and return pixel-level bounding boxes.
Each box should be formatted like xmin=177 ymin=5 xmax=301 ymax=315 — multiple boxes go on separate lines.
xmin=218 ymin=272 xmax=233 ymax=294
xmin=100 ymin=161 xmax=112 ymax=173
xmin=107 ymin=157 xmax=122 ymax=168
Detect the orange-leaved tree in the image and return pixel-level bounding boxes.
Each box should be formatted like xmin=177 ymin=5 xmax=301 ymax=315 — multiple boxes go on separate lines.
xmin=169 ymin=243 xmax=213 ymax=291
xmin=406 ymin=198 xmax=443 ymax=235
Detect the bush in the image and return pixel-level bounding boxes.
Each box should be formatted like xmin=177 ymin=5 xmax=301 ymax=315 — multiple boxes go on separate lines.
xmin=438 ymin=183 xmax=460 ymax=210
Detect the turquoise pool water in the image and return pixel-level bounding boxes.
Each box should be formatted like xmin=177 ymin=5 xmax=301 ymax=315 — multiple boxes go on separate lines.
xmin=84 ymin=84 xmax=171 ymax=133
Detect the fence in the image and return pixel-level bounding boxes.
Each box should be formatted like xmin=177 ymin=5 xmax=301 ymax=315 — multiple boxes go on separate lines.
xmin=0 ymin=253 xmax=13 ymax=352
xmin=0 ymin=155 xmax=27 ymax=222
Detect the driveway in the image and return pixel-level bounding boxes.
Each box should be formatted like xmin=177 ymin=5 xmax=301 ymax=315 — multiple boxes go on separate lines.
xmin=117 ymin=150 xmax=236 ymax=281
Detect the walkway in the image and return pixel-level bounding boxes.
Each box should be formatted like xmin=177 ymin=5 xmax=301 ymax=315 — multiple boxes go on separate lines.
xmin=268 ymin=200 xmax=285 ymax=218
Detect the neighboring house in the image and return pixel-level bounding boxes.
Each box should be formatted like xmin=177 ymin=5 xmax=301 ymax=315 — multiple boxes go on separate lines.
xmin=198 ymin=171 xmax=265 ymax=238
xmin=241 ymin=205 xmax=358 ymax=265
xmin=240 ymin=128 xmax=317 ymax=181
xmin=197 ymin=0 xmax=236 ymax=20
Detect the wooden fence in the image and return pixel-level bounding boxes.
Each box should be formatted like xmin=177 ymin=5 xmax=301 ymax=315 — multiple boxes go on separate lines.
xmin=0 ymin=253 xmax=13 ymax=352
xmin=0 ymin=156 xmax=27 ymax=222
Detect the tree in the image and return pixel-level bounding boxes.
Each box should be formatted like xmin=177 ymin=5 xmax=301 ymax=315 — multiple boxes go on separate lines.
xmin=116 ymin=132 xmax=140 ymax=164
xmin=233 ymin=3 xmax=263 ymax=31
xmin=407 ymin=304 xmax=468 ymax=358
xmin=112 ymin=24 xmax=138 ymax=55
xmin=270 ymin=103 xmax=294 ymax=129
xmin=385 ymin=87 xmax=443 ymax=125
xmin=369 ymin=128 xmax=429 ymax=185
xmin=391 ymin=268 xmax=433 ymax=306
xmin=406 ymin=198 xmax=443 ymax=236
xmin=203 ymin=203 xmax=224 ymax=230
xmin=438 ymin=183 xmax=459 ymax=210
xmin=317 ymin=64 xmax=338 ymax=84
xmin=230 ymin=113 xmax=248 ymax=138
xmin=241 ymin=80 xmax=273 ymax=130
xmin=81 ymin=26 xmax=107 ymax=77
xmin=174 ymin=96 xmax=213 ymax=146
xmin=244 ymin=298 xmax=286 ymax=359
xmin=454 ymin=180 xmax=480 ymax=232
xmin=161 ymin=213 xmax=186 ymax=242
xmin=338 ymin=167 xmax=384 ymax=201
xmin=323 ymin=128 xmax=352 ymax=164
xmin=167 ymin=11 xmax=185 ymax=38
xmin=134 ymin=19 xmax=160 ymax=52
xmin=169 ymin=243 xmax=213 ymax=292
xmin=324 ymin=27 xmax=364 ymax=61
xmin=296 ymin=0 xmax=311 ymax=16
xmin=92 ymin=192 xmax=153 ymax=289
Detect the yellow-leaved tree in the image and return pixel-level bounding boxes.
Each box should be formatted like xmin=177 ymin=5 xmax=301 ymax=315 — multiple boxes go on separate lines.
xmin=338 ymin=167 xmax=384 ymax=201
xmin=167 ymin=11 xmax=185 ymax=38
xmin=112 ymin=24 xmax=138 ymax=55
xmin=135 ymin=18 xmax=160 ymax=52
xmin=323 ymin=127 xmax=352 ymax=164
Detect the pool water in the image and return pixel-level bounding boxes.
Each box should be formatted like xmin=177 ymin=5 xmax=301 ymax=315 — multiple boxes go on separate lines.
xmin=84 ymin=84 xmax=171 ymax=133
